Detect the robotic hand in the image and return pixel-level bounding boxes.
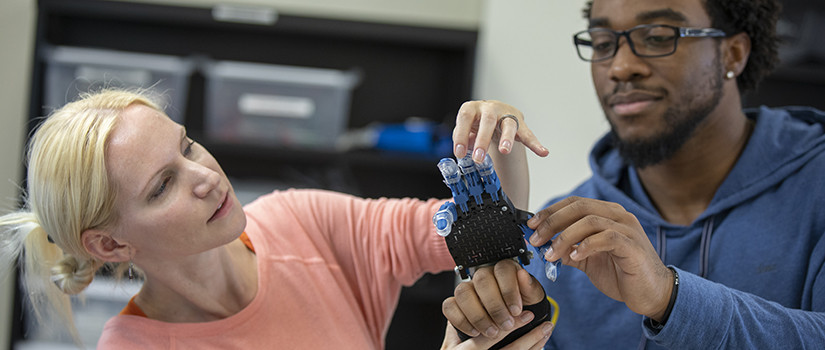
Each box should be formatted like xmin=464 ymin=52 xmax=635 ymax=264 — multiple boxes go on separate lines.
xmin=433 ymin=153 xmax=559 ymax=281
xmin=434 ymin=153 xmax=559 ymax=349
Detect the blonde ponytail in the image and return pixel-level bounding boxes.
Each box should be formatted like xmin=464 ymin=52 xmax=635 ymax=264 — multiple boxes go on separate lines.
xmin=51 ymin=255 xmax=100 ymax=295
xmin=0 ymin=89 xmax=164 ymax=347
xmin=0 ymin=211 xmax=79 ymax=343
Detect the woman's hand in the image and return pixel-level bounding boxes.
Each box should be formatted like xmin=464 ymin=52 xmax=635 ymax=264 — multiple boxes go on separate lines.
xmin=451 ymin=100 xmax=548 ymax=209
xmin=452 ymin=100 xmax=548 ymax=163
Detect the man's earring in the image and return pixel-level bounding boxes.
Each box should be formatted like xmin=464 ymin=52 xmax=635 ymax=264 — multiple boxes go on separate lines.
xmin=726 ymin=71 xmax=735 ymax=79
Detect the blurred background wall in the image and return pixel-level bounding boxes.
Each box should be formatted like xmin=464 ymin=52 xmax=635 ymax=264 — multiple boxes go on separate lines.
xmin=0 ymin=0 xmax=35 ymax=348
xmin=476 ymin=0 xmax=603 ymax=211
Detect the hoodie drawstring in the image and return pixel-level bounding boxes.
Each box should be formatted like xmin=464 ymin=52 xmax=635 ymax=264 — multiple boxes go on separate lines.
xmin=639 ymin=217 xmax=715 ymax=349
xmin=656 ymin=226 xmax=667 ymax=262
xmin=698 ymin=216 xmax=715 ymax=278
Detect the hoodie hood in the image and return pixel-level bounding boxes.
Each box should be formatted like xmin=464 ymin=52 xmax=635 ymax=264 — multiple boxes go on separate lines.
xmin=581 ymin=106 xmax=825 ymax=228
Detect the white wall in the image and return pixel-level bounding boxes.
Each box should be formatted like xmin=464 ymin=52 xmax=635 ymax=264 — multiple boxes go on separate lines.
xmin=0 ymin=0 xmax=35 ymax=348
xmin=475 ymin=0 xmax=608 ymax=212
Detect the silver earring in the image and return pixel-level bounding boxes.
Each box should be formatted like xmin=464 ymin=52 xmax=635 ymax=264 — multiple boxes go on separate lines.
xmin=726 ymin=71 xmax=735 ymax=79
xmin=128 ymin=262 xmax=134 ymax=280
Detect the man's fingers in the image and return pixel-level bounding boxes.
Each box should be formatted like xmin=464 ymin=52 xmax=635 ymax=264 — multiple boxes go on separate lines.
xmin=441 ymin=322 xmax=463 ymax=349
xmin=517 ymin=268 xmax=546 ymax=305
xmin=527 ymin=196 xmax=640 ymax=261
xmin=446 ymin=261 xmax=528 ymax=338
xmin=500 ymin=321 xmax=554 ymax=350
xmin=443 ymin=296 xmax=482 ymax=338
xmin=441 ymin=312 xmax=549 ymax=350
xmin=471 ymin=267 xmax=515 ymax=333
xmin=453 ymin=281 xmax=503 ymax=337
xmin=441 ymin=322 xmax=502 ymax=350
xmin=547 ymin=214 xmax=615 ymax=261
xmin=493 ymin=260 xmax=524 ymax=316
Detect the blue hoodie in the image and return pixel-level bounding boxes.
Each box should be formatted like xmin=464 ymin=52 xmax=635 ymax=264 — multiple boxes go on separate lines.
xmin=526 ymin=106 xmax=825 ymax=349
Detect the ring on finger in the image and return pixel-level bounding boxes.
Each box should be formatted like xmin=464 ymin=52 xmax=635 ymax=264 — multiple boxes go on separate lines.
xmin=498 ymin=114 xmax=519 ymax=132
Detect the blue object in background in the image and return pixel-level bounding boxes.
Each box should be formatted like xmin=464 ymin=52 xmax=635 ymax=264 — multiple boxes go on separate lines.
xmin=373 ymin=120 xmax=452 ymax=157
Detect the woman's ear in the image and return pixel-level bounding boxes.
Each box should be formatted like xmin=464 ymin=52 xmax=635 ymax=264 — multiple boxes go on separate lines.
xmin=81 ymin=229 xmax=131 ymax=262
xmin=724 ymin=31 xmax=751 ymax=77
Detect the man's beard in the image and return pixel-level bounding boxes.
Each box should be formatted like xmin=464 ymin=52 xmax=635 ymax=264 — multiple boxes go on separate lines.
xmin=609 ymin=57 xmax=724 ymax=169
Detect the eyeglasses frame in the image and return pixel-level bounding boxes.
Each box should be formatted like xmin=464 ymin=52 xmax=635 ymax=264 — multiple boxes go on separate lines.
xmin=572 ymin=24 xmax=727 ymax=62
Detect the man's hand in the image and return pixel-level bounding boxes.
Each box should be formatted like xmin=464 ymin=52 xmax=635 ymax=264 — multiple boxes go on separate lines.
xmin=441 ymin=260 xmax=553 ymax=349
xmin=441 ymin=319 xmax=551 ymax=350
xmin=527 ymin=196 xmax=674 ymax=321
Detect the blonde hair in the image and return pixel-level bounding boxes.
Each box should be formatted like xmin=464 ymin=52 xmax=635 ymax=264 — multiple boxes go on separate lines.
xmin=0 ymin=89 xmax=163 ymax=345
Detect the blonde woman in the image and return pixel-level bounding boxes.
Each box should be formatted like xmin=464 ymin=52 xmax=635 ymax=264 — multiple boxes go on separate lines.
xmin=0 ymin=90 xmax=550 ymax=349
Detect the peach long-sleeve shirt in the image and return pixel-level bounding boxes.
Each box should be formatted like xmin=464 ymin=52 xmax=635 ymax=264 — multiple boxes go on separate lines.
xmin=97 ymin=189 xmax=454 ymax=349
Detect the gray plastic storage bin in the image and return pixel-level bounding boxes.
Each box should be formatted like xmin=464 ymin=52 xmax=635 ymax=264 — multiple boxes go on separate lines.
xmin=203 ymin=60 xmax=359 ymax=149
xmin=44 ymin=46 xmax=193 ymax=123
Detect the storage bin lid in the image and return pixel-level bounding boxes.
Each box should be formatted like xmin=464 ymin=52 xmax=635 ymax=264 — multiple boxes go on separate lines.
xmin=44 ymin=46 xmax=193 ymax=73
xmin=204 ymin=60 xmax=360 ymax=89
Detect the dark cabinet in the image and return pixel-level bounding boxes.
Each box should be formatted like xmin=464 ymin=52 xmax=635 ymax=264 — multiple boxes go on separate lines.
xmin=744 ymin=1 xmax=825 ymax=111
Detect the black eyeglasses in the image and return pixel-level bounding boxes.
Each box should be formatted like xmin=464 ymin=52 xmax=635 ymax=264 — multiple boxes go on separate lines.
xmin=573 ymin=24 xmax=726 ymax=62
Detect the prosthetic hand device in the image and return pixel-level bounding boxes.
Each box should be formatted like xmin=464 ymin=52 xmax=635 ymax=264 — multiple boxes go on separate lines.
xmin=433 ymin=154 xmax=559 ymax=348
xmin=433 ymin=154 xmax=558 ymax=281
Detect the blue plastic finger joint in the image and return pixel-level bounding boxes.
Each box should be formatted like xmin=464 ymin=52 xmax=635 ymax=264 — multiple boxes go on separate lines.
xmin=438 ymin=158 xmax=471 ymax=213
xmin=521 ymin=224 xmax=559 ymax=282
xmin=476 ymin=154 xmax=501 ymax=203
xmin=458 ymin=155 xmax=485 ymax=206
xmin=433 ymin=202 xmax=457 ymax=237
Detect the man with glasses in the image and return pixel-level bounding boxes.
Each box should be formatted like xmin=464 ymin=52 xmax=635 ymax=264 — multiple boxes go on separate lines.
xmin=441 ymin=0 xmax=825 ymax=349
